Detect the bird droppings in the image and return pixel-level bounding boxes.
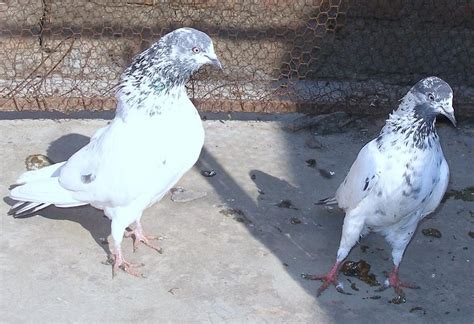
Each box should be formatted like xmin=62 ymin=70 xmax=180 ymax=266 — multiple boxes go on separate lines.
xmin=442 ymin=186 xmax=474 ymax=202
xmin=305 ymin=159 xmax=317 ymax=168
xmin=409 ymin=306 xmax=426 ymax=314
xmin=422 ymin=228 xmax=442 ymax=238
xmin=290 ymin=217 xmax=302 ymax=224
xmin=468 ymin=231 xmax=474 ymax=238
xmin=350 ymin=282 xmax=359 ymax=291
xmin=340 ymin=260 xmax=380 ymax=287
xmin=390 ymin=294 xmax=407 ymax=304
xmin=319 ymin=169 xmax=335 ymax=179
xmin=360 ymin=245 xmax=369 ymax=253
xmin=170 ymin=187 xmax=207 ymax=203
xmin=24 ymin=154 xmax=53 ymax=170
xmin=219 ymin=208 xmax=252 ymax=225
xmin=277 ymin=199 xmax=298 ymax=210
xmin=201 ymin=170 xmax=217 ymax=177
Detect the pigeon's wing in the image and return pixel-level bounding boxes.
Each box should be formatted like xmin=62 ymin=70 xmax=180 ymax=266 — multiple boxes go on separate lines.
xmin=15 ymin=162 xmax=65 ymax=184
xmin=58 ymin=118 xmax=182 ymax=207
xmin=58 ymin=125 xmax=105 ymax=194
xmin=335 ymin=140 xmax=380 ymax=211
xmin=422 ymin=158 xmax=449 ymax=216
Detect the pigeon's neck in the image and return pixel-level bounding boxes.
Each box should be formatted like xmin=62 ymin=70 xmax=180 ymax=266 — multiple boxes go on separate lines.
xmin=116 ymin=83 xmax=188 ymax=120
xmin=119 ymin=61 xmax=191 ymax=97
xmin=378 ymin=98 xmax=438 ymax=150
xmin=116 ymin=48 xmax=194 ymax=118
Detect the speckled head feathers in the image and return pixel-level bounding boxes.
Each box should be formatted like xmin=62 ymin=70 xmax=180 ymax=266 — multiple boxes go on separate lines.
xmin=410 ymin=76 xmax=453 ymax=103
xmin=404 ymin=76 xmax=456 ymax=127
xmin=116 ymin=28 xmax=221 ymax=117
xmin=120 ymin=27 xmax=221 ymax=94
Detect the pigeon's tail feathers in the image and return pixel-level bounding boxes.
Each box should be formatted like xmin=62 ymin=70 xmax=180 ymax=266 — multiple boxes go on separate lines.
xmin=9 ymin=178 xmax=86 ymax=216
xmin=8 ymin=201 xmax=52 ymax=217
xmin=315 ymin=196 xmax=338 ymax=206
xmin=15 ymin=162 xmax=65 ymax=185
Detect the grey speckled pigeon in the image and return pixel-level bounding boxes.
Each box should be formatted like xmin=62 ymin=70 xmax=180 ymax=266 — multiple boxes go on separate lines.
xmin=9 ymin=28 xmax=222 ymax=277
xmin=303 ymin=76 xmax=456 ymax=299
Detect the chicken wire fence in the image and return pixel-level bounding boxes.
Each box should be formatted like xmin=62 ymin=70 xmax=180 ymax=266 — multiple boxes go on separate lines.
xmin=0 ymin=0 xmax=473 ymax=115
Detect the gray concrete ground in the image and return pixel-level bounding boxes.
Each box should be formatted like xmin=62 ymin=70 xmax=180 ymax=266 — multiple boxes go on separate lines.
xmin=0 ymin=115 xmax=473 ymax=323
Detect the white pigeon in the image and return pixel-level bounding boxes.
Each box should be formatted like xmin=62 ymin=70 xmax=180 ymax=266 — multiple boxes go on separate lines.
xmin=9 ymin=27 xmax=222 ymax=276
xmin=303 ymin=76 xmax=456 ymax=298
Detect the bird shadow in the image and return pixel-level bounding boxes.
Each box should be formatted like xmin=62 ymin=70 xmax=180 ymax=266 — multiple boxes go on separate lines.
xmin=4 ymin=133 xmax=112 ymax=256
xmin=195 ymin=146 xmax=345 ymax=290
xmin=47 ymin=133 xmax=91 ymax=162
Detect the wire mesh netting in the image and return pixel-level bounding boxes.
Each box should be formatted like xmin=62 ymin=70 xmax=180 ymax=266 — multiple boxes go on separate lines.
xmin=0 ymin=0 xmax=473 ymax=115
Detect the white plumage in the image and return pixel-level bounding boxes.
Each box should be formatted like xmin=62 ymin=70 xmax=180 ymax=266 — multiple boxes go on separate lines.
xmin=304 ymin=76 xmax=456 ymax=299
xmin=10 ymin=27 xmax=222 ymax=276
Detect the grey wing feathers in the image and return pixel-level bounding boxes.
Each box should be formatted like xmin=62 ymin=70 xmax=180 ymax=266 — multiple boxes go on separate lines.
xmin=422 ymin=159 xmax=449 ymax=216
xmin=335 ymin=141 xmax=380 ymax=211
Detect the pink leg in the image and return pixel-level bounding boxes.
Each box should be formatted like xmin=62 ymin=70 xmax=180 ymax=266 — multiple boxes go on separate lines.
xmin=124 ymin=221 xmax=163 ymax=253
xmin=302 ymin=262 xmax=345 ymax=296
xmin=384 ymin=266 xmax=420 ymax=295
xmin=112 ymin=246 xmax=144 ymax=278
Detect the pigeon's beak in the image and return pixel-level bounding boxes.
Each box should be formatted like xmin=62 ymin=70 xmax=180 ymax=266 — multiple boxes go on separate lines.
xmin=440 ymin=104 xmax=456 ymax=127
xmin=210 ymin=57 xmax=223 ymax=70
xmin=206 ymin=54 xmax=223 ymax=70
xmin=211 ymin=58 xmax=223 ymax=70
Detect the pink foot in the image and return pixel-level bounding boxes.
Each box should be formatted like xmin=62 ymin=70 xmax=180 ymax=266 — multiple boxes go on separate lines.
xmin=124 ymin=223 xmax=163 ymax=254
xmin=302 ymin=262 xmax=345 ymax=296
xmin=111 ymin=248 xmax=144 ymax=278
xmin=379 ymin=267 xmax=420 ymax=296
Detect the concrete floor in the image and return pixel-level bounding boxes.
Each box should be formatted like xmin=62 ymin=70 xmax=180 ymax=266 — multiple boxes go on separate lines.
xmin=0 ymin=115 xmax=472 ymax=323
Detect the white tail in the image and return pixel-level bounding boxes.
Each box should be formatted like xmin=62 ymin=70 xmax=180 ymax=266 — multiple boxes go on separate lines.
xmin=9 ymin=163 xmax=86 ymax=216
xmin=15 ymin=162 xmax=65 ymax=184
xmin=315 ymin=196 xmax=338 ymax=206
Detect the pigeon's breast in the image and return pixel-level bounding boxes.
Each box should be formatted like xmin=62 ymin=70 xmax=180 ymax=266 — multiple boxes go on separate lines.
xmin=365 ymin=144 xmax=444 ymax=227
xmin=66 ymin=96 xmax=205 ymax=208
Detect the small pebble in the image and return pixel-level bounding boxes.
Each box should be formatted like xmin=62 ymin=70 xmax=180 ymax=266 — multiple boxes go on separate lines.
xmin=290 ymin=217 xmax=302 ymax=224
xmin=25 ymin=154 xmax=53 ymax=170
xmin=277 ymin=199 xmax=298 ymax=210
xmin=422 ymin=228 xmax=442 ymax=238
xmin=201 ymin=170 xmax=216 ymax=177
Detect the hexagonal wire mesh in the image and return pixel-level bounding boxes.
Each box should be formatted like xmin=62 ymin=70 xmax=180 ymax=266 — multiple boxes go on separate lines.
xmin=0 ymin=0 xmax=472 ymax=115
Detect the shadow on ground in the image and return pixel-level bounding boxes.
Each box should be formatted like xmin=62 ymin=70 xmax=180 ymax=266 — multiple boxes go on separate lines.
xmin=195 ymin=117 xmax=474 ymax=321
xmin=2 ymin=117 xmax=472 ymax=322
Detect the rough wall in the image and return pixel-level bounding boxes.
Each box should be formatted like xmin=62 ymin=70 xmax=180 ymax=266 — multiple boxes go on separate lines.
xmin=0 ymin=0 xmax=472 ymax=115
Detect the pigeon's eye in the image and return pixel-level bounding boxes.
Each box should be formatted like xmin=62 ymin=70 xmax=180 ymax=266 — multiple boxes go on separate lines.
xmin=192 ymin=47 xmax=201 ymax=54
xmin=428 ymin=93 xmax=435 ymax=101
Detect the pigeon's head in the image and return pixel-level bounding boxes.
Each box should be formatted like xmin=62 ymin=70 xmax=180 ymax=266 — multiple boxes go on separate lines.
xmin=120 ymin=27 xmax=222 ymax=95
xmin=161 ymin=27 xmax=222 ymax=73
xmin=409 ymin=76 xmax=456 ymax=126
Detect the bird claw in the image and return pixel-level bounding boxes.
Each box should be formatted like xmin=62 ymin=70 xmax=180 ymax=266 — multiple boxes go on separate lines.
xmin=125 ymin=227 xmax=163 ymax=254
xmin=111 ymin=254 xmax=145 ymax=278
xmin=379 ymin=268 xmax=420 ymax=297
xmin=134 ymin=235 xmax=163 ymax=254
xmin=301 ymin=272 xmax=347 ymax=296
